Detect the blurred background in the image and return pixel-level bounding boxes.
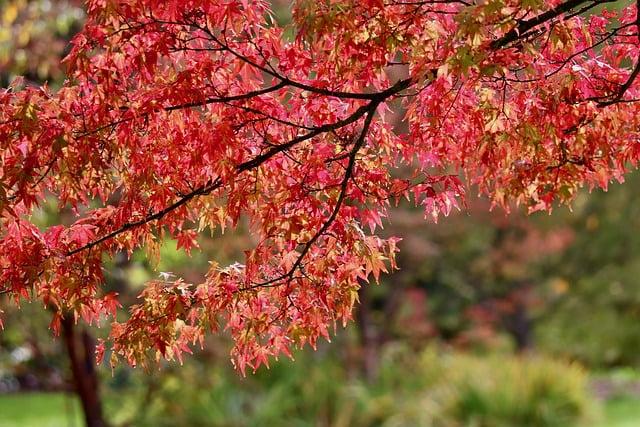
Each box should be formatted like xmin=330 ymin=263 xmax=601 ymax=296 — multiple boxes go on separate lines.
xmin=2 ymin=1 xmax=640 ymax=426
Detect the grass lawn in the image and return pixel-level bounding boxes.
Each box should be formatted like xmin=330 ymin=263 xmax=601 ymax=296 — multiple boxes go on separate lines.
xmin=1 ymin=391 xmax=639 ymax=426
xmin=0 ymin=392 xmax=83 ymax=427
xmin=596 ymin=397 xmax=640 ymax=427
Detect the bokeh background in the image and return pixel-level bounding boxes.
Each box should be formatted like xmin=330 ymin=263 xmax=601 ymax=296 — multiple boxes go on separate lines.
xmin=2 ymin=1 xmax=640 ymax=426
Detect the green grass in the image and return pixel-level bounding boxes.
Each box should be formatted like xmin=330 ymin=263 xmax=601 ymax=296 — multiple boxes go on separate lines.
xmin=0 ymin=391 xmax=639 ymax=426
xmin=596 ymin=397 xmax=640 ymax=427
xmin=0 ymin=392 xmax=83 ymax=427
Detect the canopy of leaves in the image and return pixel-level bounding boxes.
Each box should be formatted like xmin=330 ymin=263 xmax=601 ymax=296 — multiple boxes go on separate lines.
xmin=1 ymin=0 xmax=640 ymax=374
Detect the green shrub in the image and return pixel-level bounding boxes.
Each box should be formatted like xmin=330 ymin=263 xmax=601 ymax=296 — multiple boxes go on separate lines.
xmin=426 ymin=352 xmax=595 ymax=427
xmin=346 ymin=347 xmax=595 ymax=427
xmin=105 ymin=345 xmax=597 ymax=427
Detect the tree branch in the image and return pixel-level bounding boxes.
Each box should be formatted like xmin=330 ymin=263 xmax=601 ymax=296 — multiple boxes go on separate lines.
xmin=491 ymin=0 xmax=606 ymax=49
xmin=64 ymin=79 xmax=412 ymax=257
xmin=242 ymin=101 xmax=381 ymax=290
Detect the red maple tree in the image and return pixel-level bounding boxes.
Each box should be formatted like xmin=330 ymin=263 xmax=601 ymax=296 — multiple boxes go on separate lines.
xmin=1 ymin=0 xmax=639 ymax=375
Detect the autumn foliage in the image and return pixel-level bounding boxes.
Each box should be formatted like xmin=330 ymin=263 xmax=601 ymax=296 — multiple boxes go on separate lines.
xmin=1 ymin=0 xmax=640 ymax=374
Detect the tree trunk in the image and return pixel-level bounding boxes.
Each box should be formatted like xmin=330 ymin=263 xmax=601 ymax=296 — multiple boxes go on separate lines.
xmin=505 ymin=302 xmax=533 ymax=352
xmin=61 ymin=316 xmax=106 ymax=427
xmin=355 ymin=285 xmax=379 ymax=382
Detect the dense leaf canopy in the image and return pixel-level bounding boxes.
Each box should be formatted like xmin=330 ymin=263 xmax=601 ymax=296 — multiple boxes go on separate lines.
xmin=1 ymin=0 xmax=639 ymax=373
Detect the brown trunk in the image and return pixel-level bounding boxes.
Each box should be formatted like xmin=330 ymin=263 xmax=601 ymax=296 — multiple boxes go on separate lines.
xmin=61 ymin=316 xmax=106 ymax=427
xmin=504 ymin=301 xmax=533 ymax=353
xmin=355 ymin=286 xmax=378 ymax=382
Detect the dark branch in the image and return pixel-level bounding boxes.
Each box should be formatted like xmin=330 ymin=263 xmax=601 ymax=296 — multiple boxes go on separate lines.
xmin=64 ymin=79 xmax=412 ymax=257
xmin=491 ymin=0 xmax=609 ymax=49
xmin=242 ymin=101 xmax=381 ymax=291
